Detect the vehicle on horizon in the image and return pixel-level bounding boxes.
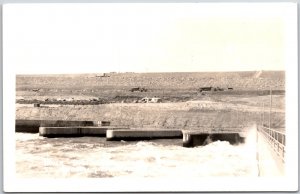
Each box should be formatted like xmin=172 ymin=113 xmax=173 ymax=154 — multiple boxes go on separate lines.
xmin=130 ymin=87 xmax=148 ymax=92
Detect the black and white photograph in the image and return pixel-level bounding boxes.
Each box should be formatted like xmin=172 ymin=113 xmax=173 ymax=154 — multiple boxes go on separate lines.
xmin=3 ymin=2 xmax=298 ymax=192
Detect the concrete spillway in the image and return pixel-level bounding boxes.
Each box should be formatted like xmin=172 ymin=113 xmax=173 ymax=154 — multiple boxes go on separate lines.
xmin=16 ymin=119 xmax=95 ymax=133
xmin=18 ymin=118 xmax=247 ymax=148
xmin=106 ymin=129 xmax=183 ymax=141
xmin=39 ymin=126 xmax=128 ymax=137
xmin=182 ymin=131 xmax=246 ymax=147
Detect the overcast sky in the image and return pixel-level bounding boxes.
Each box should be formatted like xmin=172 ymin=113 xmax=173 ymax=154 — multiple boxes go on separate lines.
xmin=4 ymin=3 xmax=296 ymax=74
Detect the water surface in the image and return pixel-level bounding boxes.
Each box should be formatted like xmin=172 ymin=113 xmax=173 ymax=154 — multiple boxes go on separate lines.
xmin=16 ymin=132 xmax=258 ymax=178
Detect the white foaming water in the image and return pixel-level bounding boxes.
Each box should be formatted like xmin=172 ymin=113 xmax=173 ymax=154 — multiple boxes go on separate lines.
xmin=15 ymin=131 xmax=258 ymax=178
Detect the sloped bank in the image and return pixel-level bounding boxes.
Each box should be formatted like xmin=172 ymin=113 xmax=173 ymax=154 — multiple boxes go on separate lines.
xmin=16 ymin=101 xmax=285 ymax=131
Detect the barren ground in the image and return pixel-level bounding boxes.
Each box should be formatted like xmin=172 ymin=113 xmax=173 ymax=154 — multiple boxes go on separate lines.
xmin=16 ymin=71 xmax=285 ymax=131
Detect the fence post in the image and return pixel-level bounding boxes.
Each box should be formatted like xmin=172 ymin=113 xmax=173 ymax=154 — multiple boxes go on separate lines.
xmin=255 ymin=124 xmax=260 ymax=176
xmin=237 ymin=110 xmax=239 ymax=127
xmin=269 ymin=87 xmax=272 ymax=129
xmin=262 ymin=102 xmax=265 ymax=127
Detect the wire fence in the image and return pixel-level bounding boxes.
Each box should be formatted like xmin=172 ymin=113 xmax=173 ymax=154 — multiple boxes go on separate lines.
xmin=258 ymin=126 xmax=285 ymax=163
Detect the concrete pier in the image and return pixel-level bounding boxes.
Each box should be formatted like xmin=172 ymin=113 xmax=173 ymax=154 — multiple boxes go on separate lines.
xmin=34 ymin=103 xmax=40 ymax=107
xmin=94 ymin=121 xmax=111 ymax=126
xmin=16 ymin=119 xmax=95 ymax=133
xmin=106 ymin=128 xmax=182 ymax=141
xmin=257 ymin=132 xmax=284 ymax=176
xmin=15 ymin=120 xmax=41 ymax=133
xmin=257 ymin=126 xmax=285 ymax=176
xmin=182 ymin=131 xmax=245 ymax=147
xmin=40 ymin=120 xmax=94 ymax=127
xmin=39 ymin=126 xmax=128 ymax=137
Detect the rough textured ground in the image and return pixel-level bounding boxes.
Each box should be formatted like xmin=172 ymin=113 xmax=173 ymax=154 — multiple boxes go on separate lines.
xmin=16 ymin=71 xmax=285 ymax=131
xmin=16 ymin=96 xmax=285 ymax=130
xmin=16 ymin=71 xmax=285 ymax=91
xmin=16 ymin=71 xmax=284 ymax=103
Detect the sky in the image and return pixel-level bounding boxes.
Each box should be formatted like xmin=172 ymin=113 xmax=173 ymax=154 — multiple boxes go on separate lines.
xmin=3 ymin=3 xmax=296 ymax=74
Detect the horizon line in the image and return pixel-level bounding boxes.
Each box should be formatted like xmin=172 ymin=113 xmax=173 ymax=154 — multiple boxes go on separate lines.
xmin=16 ymin=70 xmax=285 ymax=76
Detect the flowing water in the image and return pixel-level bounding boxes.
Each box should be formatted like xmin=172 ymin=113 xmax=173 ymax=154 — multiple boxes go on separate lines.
xmin=16 ymin=131 xmax=258 ymax=178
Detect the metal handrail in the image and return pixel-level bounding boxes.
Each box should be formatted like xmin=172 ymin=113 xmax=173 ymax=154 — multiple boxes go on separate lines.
xmin=259 ymin=126 xmax=285 ymax=163
xmin=261 ymin=126 xmax=285 ymax=136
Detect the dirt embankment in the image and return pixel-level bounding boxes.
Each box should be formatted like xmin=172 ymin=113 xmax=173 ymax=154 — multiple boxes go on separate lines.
xmin=16 ymin=99 xmax=285 ymax=130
